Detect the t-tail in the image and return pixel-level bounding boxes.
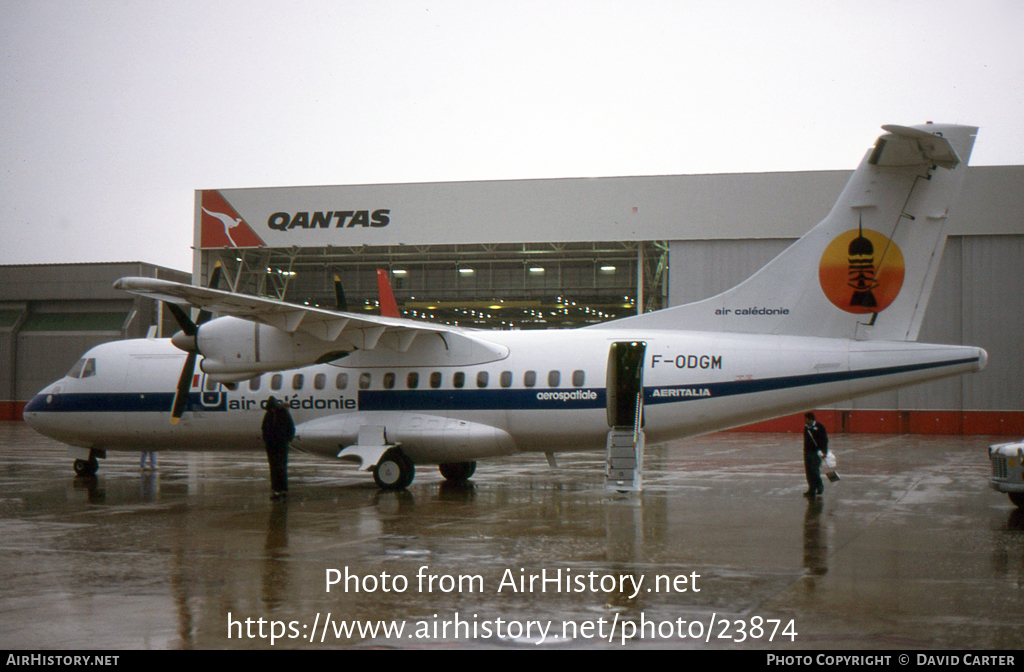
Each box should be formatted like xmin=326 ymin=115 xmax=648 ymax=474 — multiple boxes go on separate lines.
xmin=603 ymin=123 xmax=978 ymax=342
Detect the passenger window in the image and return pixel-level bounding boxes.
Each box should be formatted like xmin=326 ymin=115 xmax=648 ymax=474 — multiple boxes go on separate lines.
xmin=524 ymin=371 xmax=537 ymax=388
xmin=500 ymin=371 xmax=512 ymax=388
xmin=335 ymin=372 xmax=348 ymax=390
xmin=292 ymin=374 xmax=304 ymax=390
xmin=81 ymin=358 xmax=96 ymax=378
xmin=407 ymin=372 xmax=419 ymax=389
xmin=271 ymin=374 xmax=283 ymax=391
xmin=453 ymin=372 xmax=465 ymax=389
xmin=249 ymin=375 xmax=262 ymax=391
xmin=429 ymin=372 xmax=442 ymax=389
xmin=383 ymin=372 xmax=396 ymax=389
xmin=572 ymin=370 xmax=585 ymax=387
xmin=66 ymin=359 xmax=86 ymax=379
xmin=359 ymin=372 xmax=371 ymax=389
xmin=548 ymin=370 xmax=561 ymax=387
xmin=477 ymin=371 xmax=489 ymax=388
xmin=314 ymin=373 xmax=326 ymax=390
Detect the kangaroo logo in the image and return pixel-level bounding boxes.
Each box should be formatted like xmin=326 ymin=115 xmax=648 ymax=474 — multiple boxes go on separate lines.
xmin=819 ymin=218 xmax=905 ymax=314
xmin=199 ymin=190 xmax=266 ymax=248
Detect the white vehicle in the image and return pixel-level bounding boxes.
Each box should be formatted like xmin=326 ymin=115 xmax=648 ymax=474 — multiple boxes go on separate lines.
xmin=989 ymin=441 xmax=1024 ymax=507
xmin=24 ymin=123 xmax=988 ymax=491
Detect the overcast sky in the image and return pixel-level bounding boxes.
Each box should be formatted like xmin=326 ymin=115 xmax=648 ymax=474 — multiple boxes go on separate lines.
xmin=2 ymin=0 xmax=1022 ymax=272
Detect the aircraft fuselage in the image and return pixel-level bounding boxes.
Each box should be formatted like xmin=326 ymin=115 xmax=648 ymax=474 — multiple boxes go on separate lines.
xmin=24 ymin=328 xmax=985 ymax=465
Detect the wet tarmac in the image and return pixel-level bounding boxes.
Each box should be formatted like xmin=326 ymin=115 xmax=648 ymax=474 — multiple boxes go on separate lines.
xmin=1 ymin=422 xmax=1022 ymax=650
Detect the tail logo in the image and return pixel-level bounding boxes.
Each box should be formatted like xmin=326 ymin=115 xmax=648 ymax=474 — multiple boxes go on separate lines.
xmin=819 ymin=225 xmax=904 ymax=314
xmin=200 ymin=191 xmax=266 ymax=248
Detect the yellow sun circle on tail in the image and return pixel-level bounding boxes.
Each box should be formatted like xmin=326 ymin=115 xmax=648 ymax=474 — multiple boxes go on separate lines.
xmin=819 ymin=229 xmax=905 ymax=314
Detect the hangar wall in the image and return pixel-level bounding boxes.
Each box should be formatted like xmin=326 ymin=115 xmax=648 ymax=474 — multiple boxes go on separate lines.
xmin=5 ymin=166 xmax=1017 ymax=431
xmin=0 ymin=262 xmax=190 ymax=420
xmin=194 ymin=164 xmax=1022 ymax=433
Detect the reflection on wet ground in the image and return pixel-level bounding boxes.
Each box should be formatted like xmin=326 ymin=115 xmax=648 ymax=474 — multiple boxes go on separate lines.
xmin=1 ymin=423 xmax=1022 ymax=649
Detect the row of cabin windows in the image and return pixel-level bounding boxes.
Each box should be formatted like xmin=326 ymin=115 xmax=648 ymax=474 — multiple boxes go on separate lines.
xmin=246 ymin=369 xmax=587 ymax=392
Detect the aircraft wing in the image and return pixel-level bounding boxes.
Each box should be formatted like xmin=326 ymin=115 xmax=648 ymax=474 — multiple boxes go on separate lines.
xmin=114 ymin=276 xmax=456 ymax=349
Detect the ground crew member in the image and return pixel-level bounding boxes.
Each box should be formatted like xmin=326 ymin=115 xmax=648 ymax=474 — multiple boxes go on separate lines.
xmin=262 ymin=397 xmax=295 ymax=501
xmin=803 ymin=411 xmax=829 ymax=497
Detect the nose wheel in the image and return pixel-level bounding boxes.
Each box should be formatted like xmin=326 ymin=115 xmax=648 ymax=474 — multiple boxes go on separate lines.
xmin=73 ymin=457 xmax=99 ymax=477
xmin=373 ymin=448 xmax=415 ymax=490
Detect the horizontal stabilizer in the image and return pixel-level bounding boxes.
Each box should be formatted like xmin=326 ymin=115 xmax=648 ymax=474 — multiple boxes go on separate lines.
xmin=874 ymin=125 xmax=961 ymax=169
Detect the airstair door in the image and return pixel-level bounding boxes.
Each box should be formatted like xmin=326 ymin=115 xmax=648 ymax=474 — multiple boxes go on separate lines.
xmin=606 ymin=341 xmax=646 ymax=491
xmin=606 ymin=341 xmax=646 ymax=429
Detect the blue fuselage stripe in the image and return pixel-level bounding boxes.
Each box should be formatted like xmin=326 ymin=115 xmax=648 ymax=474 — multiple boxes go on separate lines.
xmin=644 ymin=356 xmax=981 ymax=405
xmin=23 ymin=392 xmax=225 ymax=414
xmin=25 ymin=356 xmax=978 ymax=415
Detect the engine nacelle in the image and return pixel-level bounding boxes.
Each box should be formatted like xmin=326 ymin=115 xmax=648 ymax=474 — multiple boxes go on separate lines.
xmin=195 ymin=316 xmax=351 ymax=375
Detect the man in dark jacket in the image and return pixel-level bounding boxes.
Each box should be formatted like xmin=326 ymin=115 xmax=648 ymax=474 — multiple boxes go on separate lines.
xmin=803 ymin=412 xmax=829 ymax=498
xmin=262 ymin=397 xmax=295 ymax=501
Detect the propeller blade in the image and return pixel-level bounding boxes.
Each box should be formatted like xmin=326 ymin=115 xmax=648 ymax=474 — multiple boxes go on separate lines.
xmin=166 ymin=303 xmax=197 ymax=336
xmin=170 ymin=351 xmax=197 ymax=424
xmin=197 ymin=262 xmax=223 ymax=324
xmin=334 ymin=274 xmax=348 ymax=312
xmin=207 ymin=262 xmax=223 ymax=290
xmin=166 ymin=265 xmax=220 ymax=423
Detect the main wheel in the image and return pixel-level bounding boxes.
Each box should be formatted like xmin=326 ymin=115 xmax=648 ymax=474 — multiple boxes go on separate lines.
xmin=373 ymin=448 xmax=415 ymax=490
xmin=439 ymin=461 xmax=476 ymax=482
xmin=1009 ymin=492 xmax=1024 ymax=508
xmin=73 ymin=458 xmax=98 ymax=477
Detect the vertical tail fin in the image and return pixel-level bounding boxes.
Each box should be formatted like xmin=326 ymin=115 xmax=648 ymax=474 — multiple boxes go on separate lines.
xmin=604 ymin=123 xmax=977 ymax=341
xmin=376 ymin=269 xmax=401 ymax=318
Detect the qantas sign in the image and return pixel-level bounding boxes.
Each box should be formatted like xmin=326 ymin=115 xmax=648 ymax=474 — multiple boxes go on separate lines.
xmin=267 ymin=209 xmax=391 ymax=231
xmin=199 ymin=190 xmax=390 ymax=249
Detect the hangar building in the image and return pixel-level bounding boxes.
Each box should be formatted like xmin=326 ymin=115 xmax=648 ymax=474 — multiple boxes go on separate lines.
xmin=2 ymin=165 xmax=1020 ymax=432
xmin=0 ymin=263 xmax=189 ymax=420
xmin=194 ymin=165 xmax=1023 ymax=434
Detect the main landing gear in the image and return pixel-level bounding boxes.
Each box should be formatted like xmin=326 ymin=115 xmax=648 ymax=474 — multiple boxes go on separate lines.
xmin=373 ymin=448 xmax=415 ymax=490
xmin=370 ymin=450 xmax=478 ymax=491
xmin=438 ymin=461 xmax=476 ymax=483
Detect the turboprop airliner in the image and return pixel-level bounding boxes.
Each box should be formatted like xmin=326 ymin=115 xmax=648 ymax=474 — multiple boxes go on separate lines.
xmin=24 ymin=123 xmax=988 ymax=490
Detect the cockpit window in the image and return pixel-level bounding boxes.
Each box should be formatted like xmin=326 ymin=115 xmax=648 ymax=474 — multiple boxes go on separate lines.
xmin=66 ymin=358 xmax=96 ymax=379
xmin=66 ymin=359 xmax=86 ymax=379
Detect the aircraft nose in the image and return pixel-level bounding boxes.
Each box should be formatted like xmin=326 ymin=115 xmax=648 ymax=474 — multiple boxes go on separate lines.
xmin=171 ymin=330 xmax=197 ymax=353
xmin=22 ymin=391 xmax=51 ymax=428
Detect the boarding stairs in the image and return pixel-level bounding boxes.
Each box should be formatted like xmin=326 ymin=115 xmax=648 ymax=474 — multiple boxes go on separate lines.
xmin=606 ymin=426 xmax=644 ymax=492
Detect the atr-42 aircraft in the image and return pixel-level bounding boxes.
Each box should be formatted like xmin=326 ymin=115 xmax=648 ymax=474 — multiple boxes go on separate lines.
xmin=25 ymin=123 xmax=987 ymax=491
